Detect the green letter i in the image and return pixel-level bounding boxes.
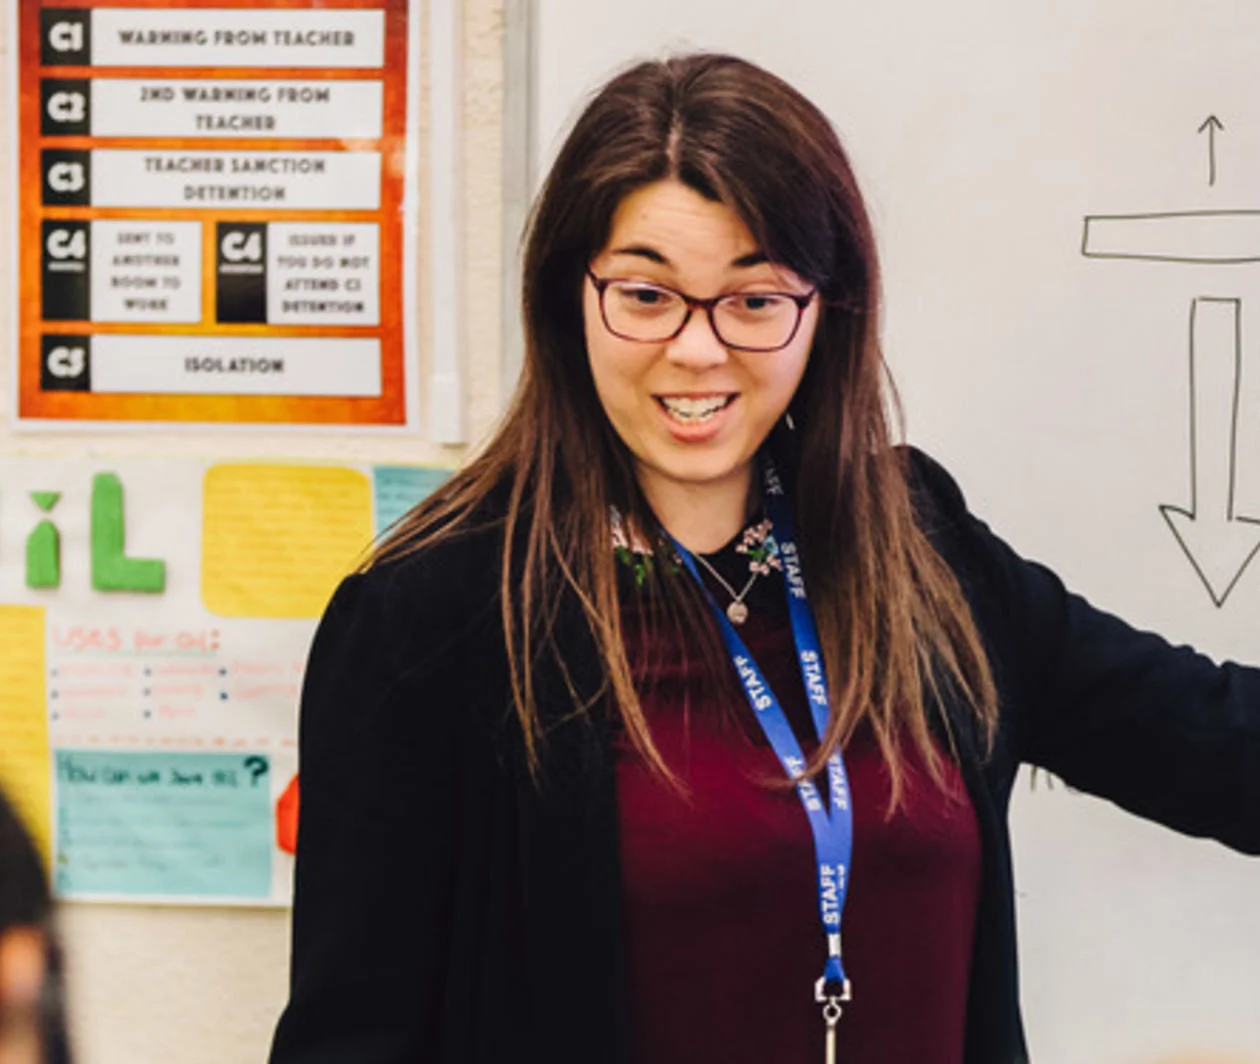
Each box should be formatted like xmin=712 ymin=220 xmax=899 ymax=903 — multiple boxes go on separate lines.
xmin=26 ymin=492 xmax=61 ymax=589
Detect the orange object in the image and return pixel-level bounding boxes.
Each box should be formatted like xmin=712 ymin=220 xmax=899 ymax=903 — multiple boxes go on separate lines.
xmin=276 ymin=774 xmax=300 ymax=855
xmin=13 ymin=0 xmax=414 ymax=428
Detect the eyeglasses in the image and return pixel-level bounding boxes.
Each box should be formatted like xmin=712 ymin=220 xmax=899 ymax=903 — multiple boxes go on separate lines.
xmin=586 ymin=268 xmax=816 ymax=352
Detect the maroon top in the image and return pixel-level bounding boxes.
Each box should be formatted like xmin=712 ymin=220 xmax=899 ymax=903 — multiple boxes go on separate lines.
xmin=615 ymin=549 xmax=982 ymax=1063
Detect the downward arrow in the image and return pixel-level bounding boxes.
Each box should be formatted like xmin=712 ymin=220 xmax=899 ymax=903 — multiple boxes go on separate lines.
xmin=1160 ymin=297 xmax=1260 ymax=606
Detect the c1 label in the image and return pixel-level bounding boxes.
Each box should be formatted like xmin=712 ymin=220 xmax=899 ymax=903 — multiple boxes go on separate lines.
xmin=41 ymin=9 xmax=91 ymax=67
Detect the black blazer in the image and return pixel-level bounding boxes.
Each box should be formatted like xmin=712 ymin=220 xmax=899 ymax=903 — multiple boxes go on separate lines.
xmin=269 ymin=450 xmax=1260 ymax=1064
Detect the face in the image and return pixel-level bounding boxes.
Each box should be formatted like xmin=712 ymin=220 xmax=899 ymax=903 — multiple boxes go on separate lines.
xmin=583 ymin=179 xmax=818 ymax=514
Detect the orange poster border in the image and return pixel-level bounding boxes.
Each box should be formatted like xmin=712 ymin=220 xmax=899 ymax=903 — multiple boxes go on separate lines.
xmin=15 ymin=0 xmax=416 ymax=428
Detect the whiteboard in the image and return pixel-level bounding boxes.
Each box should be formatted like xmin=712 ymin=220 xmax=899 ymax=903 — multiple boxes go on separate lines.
xmin=531 ymin=2 xmax=1260 ymax=1061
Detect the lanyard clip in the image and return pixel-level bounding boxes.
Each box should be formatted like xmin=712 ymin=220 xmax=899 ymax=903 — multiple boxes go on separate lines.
xmin=818 ymin=982 xmax=848 ymax=1064
xmin=814 ymin=975 xmax=851 ymax=1004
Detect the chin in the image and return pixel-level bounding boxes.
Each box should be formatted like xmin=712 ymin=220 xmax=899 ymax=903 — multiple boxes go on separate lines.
xmin=651 ymin=449 xmax=750 ymax=487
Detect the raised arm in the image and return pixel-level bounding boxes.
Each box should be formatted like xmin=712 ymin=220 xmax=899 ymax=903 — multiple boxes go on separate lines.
xmin=910 ymin=448 xmax=1260 ymax=855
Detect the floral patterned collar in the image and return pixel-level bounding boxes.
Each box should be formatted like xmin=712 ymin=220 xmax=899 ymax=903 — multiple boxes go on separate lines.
xmin=610 ymin=506 xmax=781 ymax=587
xmin=734 ymin=518 xmax=782 ymax=576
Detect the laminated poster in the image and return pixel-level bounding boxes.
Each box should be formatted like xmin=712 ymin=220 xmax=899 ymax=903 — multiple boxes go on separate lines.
xmin=12 ymin=0 xmax=420 ymax=428
xmin=0 ymin=458 xmax=448 ymax=905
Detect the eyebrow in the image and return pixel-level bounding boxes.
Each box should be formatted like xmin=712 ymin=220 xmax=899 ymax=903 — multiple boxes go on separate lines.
xmin=608 ymin=244 xmax=769 ymax=269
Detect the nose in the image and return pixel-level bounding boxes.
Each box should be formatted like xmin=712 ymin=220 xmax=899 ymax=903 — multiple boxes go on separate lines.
xmin=664 ymin=307 xmax=729 ymax=370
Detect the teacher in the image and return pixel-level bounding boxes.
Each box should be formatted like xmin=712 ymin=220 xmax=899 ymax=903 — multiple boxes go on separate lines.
xmin=269 ymin=53 xmax=1260 ymax=1063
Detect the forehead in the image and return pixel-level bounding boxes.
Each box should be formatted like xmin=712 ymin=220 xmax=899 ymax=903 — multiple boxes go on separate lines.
xmin=603 ymin=179 xmax=759 ymax=267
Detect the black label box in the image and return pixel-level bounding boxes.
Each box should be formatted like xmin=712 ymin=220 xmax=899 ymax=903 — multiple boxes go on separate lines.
xmin=40 ymin=335 xmax=92 ymax=392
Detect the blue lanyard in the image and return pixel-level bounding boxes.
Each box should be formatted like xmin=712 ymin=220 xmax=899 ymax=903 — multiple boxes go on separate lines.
xmin=669 ymin=455 xmax=853 ymax=1013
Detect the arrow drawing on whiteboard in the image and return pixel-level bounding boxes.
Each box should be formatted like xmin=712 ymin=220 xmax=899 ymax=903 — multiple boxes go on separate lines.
xmin=1159 ymin=297 xmax=1260 ymax=607
xmin=1198 ymin=115 xmax=1224 ymax=187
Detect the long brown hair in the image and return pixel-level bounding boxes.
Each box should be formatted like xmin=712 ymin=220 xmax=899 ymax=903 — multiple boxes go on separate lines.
xmin=374 ymin=53 xmax=997 ymax=801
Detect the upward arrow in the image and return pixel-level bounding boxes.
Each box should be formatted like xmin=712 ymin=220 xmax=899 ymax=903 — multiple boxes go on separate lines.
xmin=1199 ymin=115 xmax=1224 ymax=187
xmin=1160 ymin=297 xmax=1260 ymax=606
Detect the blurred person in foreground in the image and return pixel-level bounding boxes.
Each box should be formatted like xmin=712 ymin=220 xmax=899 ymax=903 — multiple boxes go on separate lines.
xmin=0 ymin=792 xmax=69 ymax=1064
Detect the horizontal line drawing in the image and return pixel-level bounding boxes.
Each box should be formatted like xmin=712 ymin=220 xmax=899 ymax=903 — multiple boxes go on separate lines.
xmin=1082 ymin=210 xmax=1260 ymax=263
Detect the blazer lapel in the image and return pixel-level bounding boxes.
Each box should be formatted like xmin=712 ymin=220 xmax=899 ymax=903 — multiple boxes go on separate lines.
xmin=514 ymin=596 xmax=631 ymax=1063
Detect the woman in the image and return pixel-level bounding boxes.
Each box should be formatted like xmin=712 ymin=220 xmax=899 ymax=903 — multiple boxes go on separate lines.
xmin=269 ymin=54 xmax=1260 ymax=1063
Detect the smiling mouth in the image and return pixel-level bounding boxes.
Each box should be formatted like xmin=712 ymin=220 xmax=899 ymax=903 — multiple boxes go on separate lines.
xmin=655 ymin=394 xmax=737 ymax=424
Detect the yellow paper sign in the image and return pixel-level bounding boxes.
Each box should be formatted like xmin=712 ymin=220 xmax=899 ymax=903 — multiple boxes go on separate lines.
xmin=201 ymin=465 xmax=372 ymax=619
xmin=0 ymin=606 xmax=52 ymax=861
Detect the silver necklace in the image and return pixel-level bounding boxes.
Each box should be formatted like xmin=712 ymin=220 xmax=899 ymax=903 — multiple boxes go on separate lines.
xmin=691 ymin=551 xmax=759 ymax=625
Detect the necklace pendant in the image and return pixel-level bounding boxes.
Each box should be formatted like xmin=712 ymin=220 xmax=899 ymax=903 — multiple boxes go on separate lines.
xmin=726 ymin=600 xmax=749 ymax=625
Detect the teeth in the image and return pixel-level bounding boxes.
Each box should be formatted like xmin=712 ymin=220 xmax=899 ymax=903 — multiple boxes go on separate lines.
xmin=660 ymin=396 xmax=730 ymax=421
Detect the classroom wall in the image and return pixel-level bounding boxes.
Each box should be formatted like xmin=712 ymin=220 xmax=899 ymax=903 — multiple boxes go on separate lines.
xmin=8 ymin=3 xmax=1260 ymax=1061
xmin=0 ymin=2 xmax=507 ymax=1060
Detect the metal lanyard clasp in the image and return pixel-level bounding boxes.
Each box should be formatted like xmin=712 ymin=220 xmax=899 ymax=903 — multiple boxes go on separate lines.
xmin=815 ymin=977 xmax=851 ymax=1064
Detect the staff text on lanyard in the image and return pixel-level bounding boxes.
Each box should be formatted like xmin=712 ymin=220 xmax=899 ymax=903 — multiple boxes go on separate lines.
xmin=670 ymin=455 xmax=853 ymax=1064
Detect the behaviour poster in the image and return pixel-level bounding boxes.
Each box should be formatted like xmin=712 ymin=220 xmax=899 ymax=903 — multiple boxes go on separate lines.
xmin=12 ymin=0 xmax=420 ymax=428
xmin=0 ymin=457 xmax=447 ymax=904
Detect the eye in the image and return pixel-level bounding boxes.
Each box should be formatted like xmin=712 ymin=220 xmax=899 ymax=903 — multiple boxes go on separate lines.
xmin=723 ymin=293 xmax=793 ymax=318
xmin=625 ymin=284 xmax=671 ymax=305
xmin=608 ymin=282 xmax=682 ymax=316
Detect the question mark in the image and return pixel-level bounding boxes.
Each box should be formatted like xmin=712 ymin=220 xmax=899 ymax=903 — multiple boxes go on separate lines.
xmin=243 ymin=755 xmax=269 ymax=787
